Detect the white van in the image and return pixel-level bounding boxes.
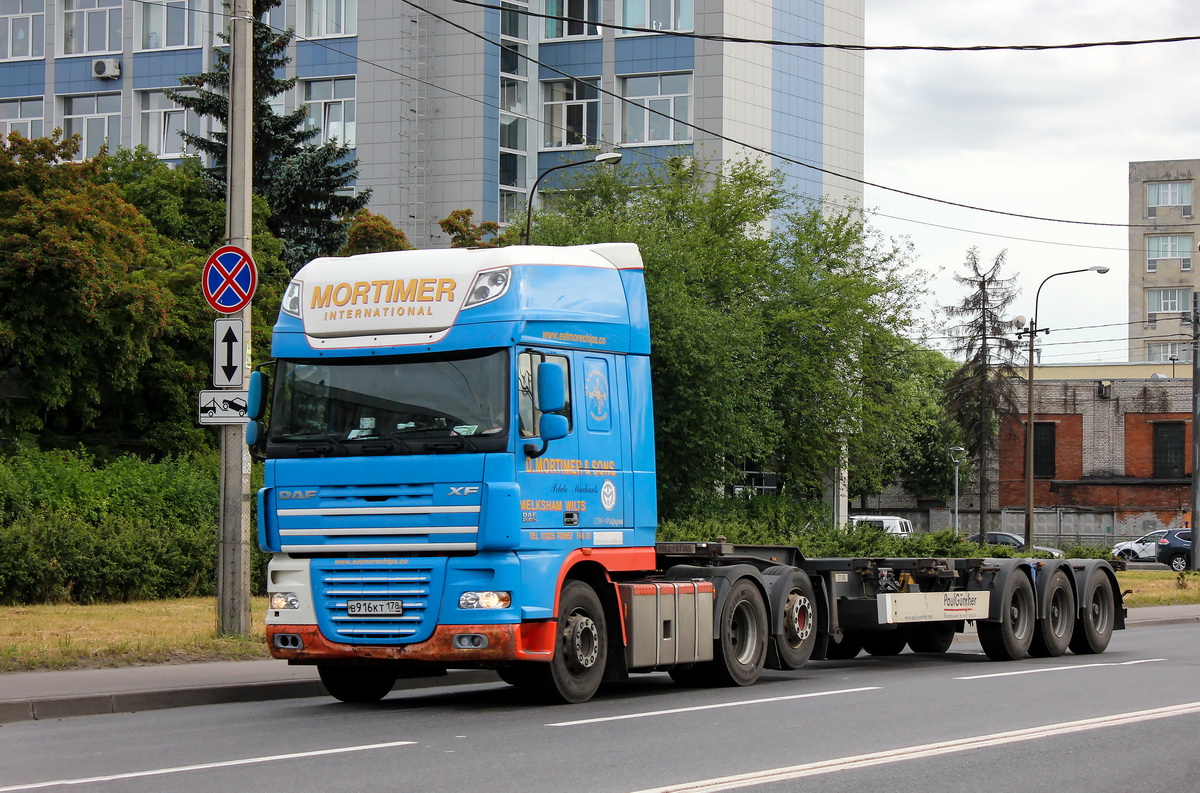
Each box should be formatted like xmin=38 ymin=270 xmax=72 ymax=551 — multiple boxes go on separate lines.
xmin=849 ymin=515 xmax=914 ymax=536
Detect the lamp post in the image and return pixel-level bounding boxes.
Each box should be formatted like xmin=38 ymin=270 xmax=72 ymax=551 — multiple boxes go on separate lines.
xmin=521 ymin=151 xmax=622 ymax=244
xmin=1020 ymin=266 xmax=1109 ymax=550
xmin=949 ymin=446 xmax=965 ymax=535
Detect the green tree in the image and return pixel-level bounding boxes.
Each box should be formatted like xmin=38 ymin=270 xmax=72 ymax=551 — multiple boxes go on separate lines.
xmin=0 ymin=133 xmax=173 ymax=443
xmin=438 ymin=208 xmax=519 ymax=248
xmin=340 ymin=209 xmax=414 ymax=255
xmin=166 ymin=0 xmax=369 ymax=271
xmin=944 ymin=248 xmax=1022 ymax=532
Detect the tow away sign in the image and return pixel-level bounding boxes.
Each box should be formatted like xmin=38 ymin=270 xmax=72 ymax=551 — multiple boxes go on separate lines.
xmin=198 ymin=390 xmax=250 ymax=425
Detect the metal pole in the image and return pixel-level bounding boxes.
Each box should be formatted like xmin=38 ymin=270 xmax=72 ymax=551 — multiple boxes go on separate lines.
xmin=1024 ymin=315 xmax=1036 ymax=550
xmin=218 ymin=0 xmax=254 ymax=637
xmin=521 ymin=152 xmax=621 ymax=244
xmin=953 ymin=460 xmax=960 ymax=535
xmin=1191 ymin=291 xmax=1199 ymax=571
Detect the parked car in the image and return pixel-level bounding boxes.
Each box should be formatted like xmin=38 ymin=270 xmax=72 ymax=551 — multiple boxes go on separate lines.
xmin=964 ymin=531 xmax=1065 ymax=558
xmin=849 ymin=515 xmax=914 ymax=536
xmin=1155 ymin=529 xmax=1193 ymax=571
xmin=1112 ymin=530 xmax=1168 ymax=561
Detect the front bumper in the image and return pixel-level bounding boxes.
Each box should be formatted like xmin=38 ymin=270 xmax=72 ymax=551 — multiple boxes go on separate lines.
xmin=267 ymin=622 xmax=557 ymax=665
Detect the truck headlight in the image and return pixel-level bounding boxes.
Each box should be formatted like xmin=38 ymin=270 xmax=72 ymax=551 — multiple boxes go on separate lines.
xmin=459 ymin=591 xmax=512 ymax=609
xmin=281 ymin=281 xmax=302 ymax=317
xmin=464 ymin=268 xmax=510 ymax=307
xmin=271 ymin=592 xmax=301 ymax=610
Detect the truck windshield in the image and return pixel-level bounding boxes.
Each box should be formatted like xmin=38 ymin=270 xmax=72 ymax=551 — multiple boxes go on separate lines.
xmin=268 ymin=349 xmax=508 ymax=455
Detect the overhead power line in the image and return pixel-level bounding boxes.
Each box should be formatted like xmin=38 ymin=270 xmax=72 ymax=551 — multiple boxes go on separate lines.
xmin=450 ymin=0 xmax=1200 ymax=53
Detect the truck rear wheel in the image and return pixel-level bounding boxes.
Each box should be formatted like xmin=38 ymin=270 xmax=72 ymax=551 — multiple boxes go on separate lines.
xmin=977 ymin=571 xmax=1035 ymax=661
xmin=1029 ymin=569 xmax=1075 ymax=657
xmin=318 ymin=665 xmax=397 ymax=703
xmin=861 ymin=629 xmax=908 ymax=656
xmin=536 ymin=579 xmax=607 ymax=704
xmin=669 ymin=577 xmax=768 ymax=687
xmin=1069 ymin=573 xmax=1115 ymax=655
xmin=907 ymin=622 xmax=956 ymax=654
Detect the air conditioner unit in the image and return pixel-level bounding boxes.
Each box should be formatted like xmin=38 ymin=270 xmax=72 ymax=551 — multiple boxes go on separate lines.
xmin=92 ymin=58 xmax=120 ymax=79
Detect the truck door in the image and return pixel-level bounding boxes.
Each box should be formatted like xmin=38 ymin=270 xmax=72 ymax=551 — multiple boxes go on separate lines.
xmin=576 ymin=353 xmax=629 ymax=545
xmin=517 ymin=349 xmax=582 ymax=543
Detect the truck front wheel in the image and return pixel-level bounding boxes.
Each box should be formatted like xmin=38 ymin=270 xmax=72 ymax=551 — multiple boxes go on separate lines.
xmin=318 ymin=665 xmax=397 ymax=703
xmin=977 ymin=572 xmax=1035 ymax=661
xmin=537 ymin=579 xmax=608 ymax=704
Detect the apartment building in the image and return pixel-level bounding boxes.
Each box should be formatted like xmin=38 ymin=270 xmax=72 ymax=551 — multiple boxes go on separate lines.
xmin=0 ymin=1 xmax=864 ymax=249
xmin=1128 ymin=158 xmax=1200 ymax=363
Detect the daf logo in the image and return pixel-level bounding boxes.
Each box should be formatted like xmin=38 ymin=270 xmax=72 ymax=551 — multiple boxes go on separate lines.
xmin=279 ymin=490 xmax=318 ymax=500
xmin=448 ymin=486 xmax=480 ymax=496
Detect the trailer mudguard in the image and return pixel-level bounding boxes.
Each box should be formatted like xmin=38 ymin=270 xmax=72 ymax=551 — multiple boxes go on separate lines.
xmin=981 ymin=558 xmax=1034 ymax=622
xmin=1068 ymin=559 xmax=1127 ymax=630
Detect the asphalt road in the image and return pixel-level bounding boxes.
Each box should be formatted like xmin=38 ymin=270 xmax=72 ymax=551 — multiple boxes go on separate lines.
xmin=2 ymin=622 xmax=1197 ymax=793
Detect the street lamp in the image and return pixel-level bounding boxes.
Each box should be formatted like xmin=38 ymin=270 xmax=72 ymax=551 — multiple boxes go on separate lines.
xmin=1020 ymin=266 xmax=1109 ymax=550
xmin=949 ymin=446 xmax=965 ymax=535
xmin=521 ymin=151 xmax=623 ymax=244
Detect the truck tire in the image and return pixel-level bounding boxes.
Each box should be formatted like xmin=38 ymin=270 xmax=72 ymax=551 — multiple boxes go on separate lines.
xmin=822 ymin=632 xmax=863 ymax=660
xmin=861 ymin=629 xmax=909 ymax=656
xmin=1069 ymin=573 xmax=1116 ymax=655
xmin=764 ymin=567 xmax=818 ymax=670
xmin=907 ymin=622 xmax=956 ymax=654
xmin=535 ymin=579 xmax=607 ymax=704
xmin=1029 ymin=569 xmax=1075 ymax=657
xmin=318 ymin=665 xmax=397 ymax=703
xmin=669 ymin=578 xmax=768 ymax=687
xmin=977 ymin=571 xmax=1035 ymax=661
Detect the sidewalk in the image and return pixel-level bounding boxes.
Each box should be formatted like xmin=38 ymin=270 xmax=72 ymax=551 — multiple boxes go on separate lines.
xmin=2 ymin=605 xmax=1196 ymax=725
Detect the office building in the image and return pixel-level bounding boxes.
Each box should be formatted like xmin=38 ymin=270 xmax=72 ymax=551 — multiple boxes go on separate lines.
xmin=0 ymin=1 xmax=864 ymax=249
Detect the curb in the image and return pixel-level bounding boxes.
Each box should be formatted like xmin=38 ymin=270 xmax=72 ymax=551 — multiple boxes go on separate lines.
xmin=0 ymin=670 xmax=500 ymax=726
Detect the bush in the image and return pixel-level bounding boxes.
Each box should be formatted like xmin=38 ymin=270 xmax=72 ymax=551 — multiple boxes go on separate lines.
xmin=0 ymin=447 xmax=269 ymax=604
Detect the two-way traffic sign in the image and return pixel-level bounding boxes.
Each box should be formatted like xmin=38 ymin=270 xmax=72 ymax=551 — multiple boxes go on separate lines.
xmin=213 ymin=319 xmax=245 ymax=388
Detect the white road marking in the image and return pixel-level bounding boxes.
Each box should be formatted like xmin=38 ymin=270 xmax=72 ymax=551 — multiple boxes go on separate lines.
xmin=954 ymin=657 xmax=1167 ymax=680
xmin=0 ymin=741 xmax=417 ymax=792
xmin=546 ymin=687 xmax=881 ymax=727
xmin=626 ymin=701 xmax=1200 ymax=793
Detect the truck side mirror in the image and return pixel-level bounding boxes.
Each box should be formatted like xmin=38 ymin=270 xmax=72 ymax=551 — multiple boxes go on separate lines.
xmin=525 ymin=413 xmax=568 ymax=459
xmin=536 ymin=361 xmax=565 ymax=413
xmin=246 ymin=370 xmax=268 ymax=421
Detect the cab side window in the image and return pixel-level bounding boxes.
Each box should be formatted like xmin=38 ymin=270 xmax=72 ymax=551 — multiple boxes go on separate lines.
xmin=518 ymin=351 xmax=572 ymax=438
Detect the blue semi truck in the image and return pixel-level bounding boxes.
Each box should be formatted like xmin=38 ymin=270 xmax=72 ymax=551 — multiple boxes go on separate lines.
xmin=246 ymin=243 xmax=1124 ymax=704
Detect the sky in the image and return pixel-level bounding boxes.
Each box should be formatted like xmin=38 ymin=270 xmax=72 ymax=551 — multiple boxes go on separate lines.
xmin=862 ymin=0 xmax=1200 ymax=365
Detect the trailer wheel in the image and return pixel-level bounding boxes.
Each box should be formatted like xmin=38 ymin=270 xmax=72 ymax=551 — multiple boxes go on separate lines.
xmin=977 ymin=571 xmax=1035 ymax=661
xmin=317 ymin=665 xmax=397 ymax=703
xmin=765 ymin=567 xmax=818 ymax=670
xmin=1029 ymin=569 xmax=1075 ymax=657
xmin=861 ymin=629 xmax=909 ymax=656
xmin=907 ymin=622 xmax=956 ymax=654
xmin=535 ymin=579 xmax=607 ymax=704
xmin=1069 ymin=573 xmax=1116 ymax=655
xmin=822 ymin=632 xmax=863 ymax=660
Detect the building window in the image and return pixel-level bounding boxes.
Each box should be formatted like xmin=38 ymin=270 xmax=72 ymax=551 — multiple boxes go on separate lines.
xmin=0 ymin=96 xmax=44 ymax=140
xmin=139 ymin=0 xmax=197 ymax=50
xmin=1147 ymin=234 xmax=1193 ymax=273
xmin=300 ymin=0 xmax=356 ymax=38
xmin=546 ymin=0 xmax=599 ymax=39
xmin=622 ymin=0 xmax=692 ymax=32
xmin=1146 ymin=288 xmax=1191 ymax=321
xmin=1 ymin=0 xmax=45 ymax=60
xmin=63 ymin=93 xmax=120 ymax=159
xmin=498 ymin=0 xmax=528 ymax=225
xmin=303 ymin=77 xmax=355 ymax=147
xmin=1153 ymin=422 xmax=1186 ymax=479
xmin=140 ymin=90 xmax=199 ymax=157
xmin=1032 ymin=422 xmax=1055 ymax=478
xmin=1147 ymin=181 xmax=1192 ymax=218
xmin=620 ymin=72 xmax=691 ymax=145
xmin=543 ymin=78 xmax=599 ymax=148
xmin=1147 ymin=343 xmax=1191 ymax=363
xmin=63 ymin=0 xmax=121 ymax=56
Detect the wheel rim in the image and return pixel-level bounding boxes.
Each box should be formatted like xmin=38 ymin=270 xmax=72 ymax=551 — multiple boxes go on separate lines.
xmin=784 ymin=591 xmax=813 ymax=649
xmin=564 ymin=610 xmax=600 ymax=673
xmin=1088 ymin=586 xmax=1112 ymax=634
xmin=729 ymin=599 xmax=762 ymax=665
xmin=1048 ymin=586 xmax=1071 ymax=638
xmin=1010 ymin=585 xmax=1033 ymax=640
xmin=1172 ymin=556 xmax=1188 ymax=572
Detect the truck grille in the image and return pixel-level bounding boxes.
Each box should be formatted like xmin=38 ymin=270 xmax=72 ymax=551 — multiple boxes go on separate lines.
xmin=275 ymin=483 xmax=480 ymax=554
xmin=312 ymin=560 xmax=444 ymax=644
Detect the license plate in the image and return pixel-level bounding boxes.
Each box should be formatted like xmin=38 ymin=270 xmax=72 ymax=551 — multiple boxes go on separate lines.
xmin=346 ymin=599 xmax=403 ymax=616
